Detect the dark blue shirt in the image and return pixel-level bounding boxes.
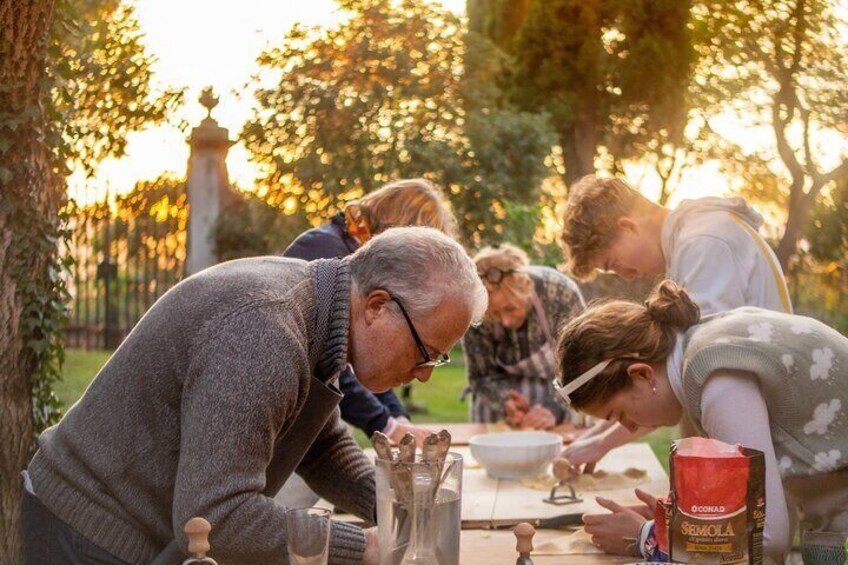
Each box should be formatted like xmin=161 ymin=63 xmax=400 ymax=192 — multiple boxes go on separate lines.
xmin=284 ymin=213 xmax=410 ymax=435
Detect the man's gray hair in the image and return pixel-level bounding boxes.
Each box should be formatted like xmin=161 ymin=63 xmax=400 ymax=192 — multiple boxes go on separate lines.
xmin=349 ymin=227 xmax=488 ymax=322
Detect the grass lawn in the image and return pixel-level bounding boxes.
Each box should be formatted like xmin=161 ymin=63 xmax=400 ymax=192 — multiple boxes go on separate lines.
xmin=54 ymin=348 xmax=113 ymax=408
xmin=60 ymin=348 xmax=675 ymax=472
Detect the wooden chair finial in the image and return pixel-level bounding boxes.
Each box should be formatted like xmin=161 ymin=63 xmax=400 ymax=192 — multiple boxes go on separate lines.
xmin=514 ymin=521 xmax=536 ymax=555
xmin=184 ymin=517 xmax=211 ymax=557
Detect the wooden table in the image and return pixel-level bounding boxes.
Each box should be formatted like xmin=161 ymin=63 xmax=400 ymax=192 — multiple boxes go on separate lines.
xmin=322 ymin=425 xmax=668 ymax=563
xmin=456 ymin=441 xmax=667 ymax=563
xmin=455 ymin=443 xmax=667 ymax=528
xmin=461 ymin=530 xmax=637 ymax=564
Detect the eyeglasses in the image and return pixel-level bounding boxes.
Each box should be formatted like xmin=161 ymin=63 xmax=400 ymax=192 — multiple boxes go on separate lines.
xmin=478 ymin=267 xmax=520 ymax=286
xmin=390 ymin=296 xmax=451 ymax=368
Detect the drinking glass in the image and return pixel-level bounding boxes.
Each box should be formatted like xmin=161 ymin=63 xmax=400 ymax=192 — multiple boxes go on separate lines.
xmin=284 ymin=506 xmax=332 ymax=565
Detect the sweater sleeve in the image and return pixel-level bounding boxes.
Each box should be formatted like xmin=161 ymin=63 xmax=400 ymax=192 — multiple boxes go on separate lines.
xmin=337 ymin=366 xmax=398 ymax=436
xmin=700 ymin=370 xmax=793 ymax=563
xmin=376 ymin=389 xmax=409 ymax=420
xmin=297 ymin=408 xmax=377 ymax=524
xmin=670 ymin=237 xmax=747 ymax=316
xmin=173 ymin=307 xmax=366 ymax=565
xmin=284 ymin=231 xmax=349 ymax=261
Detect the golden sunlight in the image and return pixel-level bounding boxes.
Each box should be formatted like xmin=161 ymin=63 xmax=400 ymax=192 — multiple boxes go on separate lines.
xmin=70 ymin=0 xmax=466 ymax=204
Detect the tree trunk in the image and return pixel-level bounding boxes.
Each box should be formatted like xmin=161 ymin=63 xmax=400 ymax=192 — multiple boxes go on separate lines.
xmin=561 ymin=115 xmax=598 ymax=186
xmin=776 ymin=181 xmax=814 ymax=271
xmin=0 ymin=0 xmax=59 ymax=561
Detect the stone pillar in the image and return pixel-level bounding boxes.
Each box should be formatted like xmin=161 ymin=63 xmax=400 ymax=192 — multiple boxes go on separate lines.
xmin=185 ymin=87 xmax=233 ymax=277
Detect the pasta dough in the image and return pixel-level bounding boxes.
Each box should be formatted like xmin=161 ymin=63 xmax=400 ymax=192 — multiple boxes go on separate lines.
xmin=532 ymin=528 xmax=603 ymax=555
xmin=521 ymin=467 xmax=648 ymax=492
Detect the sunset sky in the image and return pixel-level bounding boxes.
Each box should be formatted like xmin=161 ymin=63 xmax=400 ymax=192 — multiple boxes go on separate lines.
xmin=70 ymin=0 xmax=845 ymax=216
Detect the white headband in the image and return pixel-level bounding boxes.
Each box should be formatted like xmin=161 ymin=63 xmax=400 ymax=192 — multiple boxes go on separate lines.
xmin=554 ymin=353 xmax=639 ymax=405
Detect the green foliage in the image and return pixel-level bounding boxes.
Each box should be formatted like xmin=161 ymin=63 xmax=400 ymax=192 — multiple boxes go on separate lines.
xmin=806 ymin=177 xmax=848 ymax=264
xmin=213 ymin=191 xmax=311 ymax=261
xmin=691 ymin=0 xmax=847 ymax=134
xmin=474 ymin=0 xmax=694 ymax=183
xmin=457 ymin=32 xmax=557 ymax=246
xmin=3 ymin=198 xmax=71 ymax=435
xmin=792 ymin=176 xmax=848 ymax=333
xmin=242 ymin=0 xmax=466 ymax=208
xmin=467 ymin=0 xmax=531 ymax=50
xmin=242 ymin=0 xmax=555 ymax=248
xmin=48 ymin=0 xmax=184 ymax=176
xmin=8 ymin=0 xmax=184 ymax=436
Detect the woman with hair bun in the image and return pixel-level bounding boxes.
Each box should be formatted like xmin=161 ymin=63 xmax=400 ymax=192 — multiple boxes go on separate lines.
xmin=554 ymin=280 xmax=848 ymax=564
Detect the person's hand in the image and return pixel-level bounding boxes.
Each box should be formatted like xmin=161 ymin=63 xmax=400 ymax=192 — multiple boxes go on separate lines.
xmin=504 ymin=390 xmax=530 ymax=425
xmin=612 ymin=488 xmax=656 ymax=519
xmin=624 ymin=488 xmax=657 ymax=520
xmin=519 ymin=405 xmax=556 ymax=430
xmin=388 ymin=420 xmax=432 ymax=446
xmin=561 ymin=433 xmax=610 ymax=469
xmin=582 ymin=497 xmax=645 ymax=556
xmin=361 ymin=526 xmax=379 ymax=565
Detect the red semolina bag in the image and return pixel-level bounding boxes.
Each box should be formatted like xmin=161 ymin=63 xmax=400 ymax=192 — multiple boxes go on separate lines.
xmin=656 ymin=437 xmax=766 ymax=564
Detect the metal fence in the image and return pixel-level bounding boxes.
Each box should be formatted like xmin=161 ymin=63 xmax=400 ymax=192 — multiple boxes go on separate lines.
xmin=63 ymin=182 xmax=187 ymax=349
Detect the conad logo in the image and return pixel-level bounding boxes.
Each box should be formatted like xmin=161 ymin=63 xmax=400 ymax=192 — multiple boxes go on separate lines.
xmin=691 ymin=505 xmax=726 ymax=513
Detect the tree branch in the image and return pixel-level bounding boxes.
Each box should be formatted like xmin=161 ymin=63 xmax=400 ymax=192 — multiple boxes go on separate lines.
xmin=772 ymin=89 xmax=804 ymax=181
xmin=788 ymin=0 xmax=807 ymax=77
xmin=800 ymin=102 xmax=817 ymax=181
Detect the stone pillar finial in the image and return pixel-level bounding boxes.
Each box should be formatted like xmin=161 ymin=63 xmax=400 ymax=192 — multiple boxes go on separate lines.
xmin=199 ymin=86 xmax=219 ymax=121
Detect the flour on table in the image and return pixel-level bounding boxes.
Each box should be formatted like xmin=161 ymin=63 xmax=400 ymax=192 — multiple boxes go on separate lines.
xmin=521 ymin=467 xmax=648 ymax=492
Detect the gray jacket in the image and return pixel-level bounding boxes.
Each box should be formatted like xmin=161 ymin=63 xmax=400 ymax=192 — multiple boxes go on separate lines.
xmin=28 ymin=257 xmax=375 ymax=564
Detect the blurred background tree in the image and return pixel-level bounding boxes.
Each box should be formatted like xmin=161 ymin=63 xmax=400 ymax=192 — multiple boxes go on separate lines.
xmin=214 ymin=192 xmax=310 ymax=261
xmin=468 ymin=0 xmax=694 ymax=185
xmin=690 ymin=0 xmax=848 ymax=269
xmin=50 ymin=0 xmax=184 ymax=177
xmin=241 ymin=0 xmax=555 ymax=247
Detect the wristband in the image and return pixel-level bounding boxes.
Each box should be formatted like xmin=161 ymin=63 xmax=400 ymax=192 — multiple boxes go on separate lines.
xmin=639 ymin=520 xmax=668 ymax=562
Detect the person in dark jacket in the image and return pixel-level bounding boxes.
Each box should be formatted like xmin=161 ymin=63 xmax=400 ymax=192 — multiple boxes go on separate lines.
xmin=284 ymin=178 xmax=457 ymax=443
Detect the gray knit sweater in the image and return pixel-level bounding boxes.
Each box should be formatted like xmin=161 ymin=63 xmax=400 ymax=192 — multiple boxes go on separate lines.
xmin=681 ymin=307 xmax=848 ymax=479
xmin=28 ymin=257 xmax=376 ymax=564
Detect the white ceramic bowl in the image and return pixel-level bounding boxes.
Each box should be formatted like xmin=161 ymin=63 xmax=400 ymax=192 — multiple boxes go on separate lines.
xmin=469 ymin=431 xmax=562 ymax=480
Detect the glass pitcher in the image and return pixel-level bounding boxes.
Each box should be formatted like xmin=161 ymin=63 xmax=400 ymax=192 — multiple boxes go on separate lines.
xmin=375 ymin=452 xmax=462 ymax=565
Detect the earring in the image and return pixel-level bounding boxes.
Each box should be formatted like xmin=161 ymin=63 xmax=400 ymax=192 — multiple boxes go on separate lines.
xmin=652 ymin=386 xmax=657 ymax=393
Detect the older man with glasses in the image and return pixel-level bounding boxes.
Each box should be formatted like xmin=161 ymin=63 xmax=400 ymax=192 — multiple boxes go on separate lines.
xmin=22 ymin=228 xmax=487 ymax=565
xmin=462 ymin=243 xmax=586 ymax=429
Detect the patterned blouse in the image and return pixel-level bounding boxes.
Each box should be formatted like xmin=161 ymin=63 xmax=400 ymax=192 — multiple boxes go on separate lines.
xmin=461 ymin=266 xmax=586 ymax=423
